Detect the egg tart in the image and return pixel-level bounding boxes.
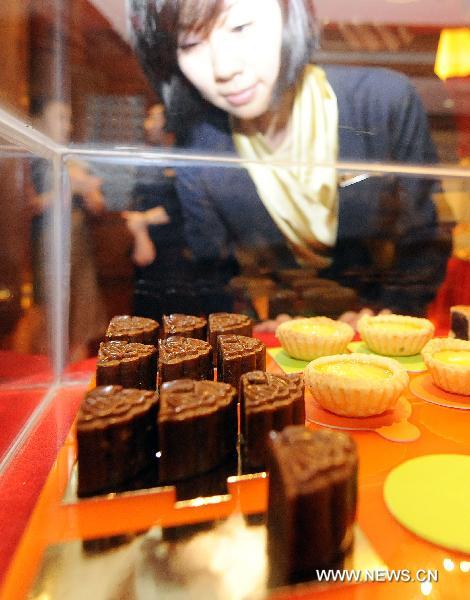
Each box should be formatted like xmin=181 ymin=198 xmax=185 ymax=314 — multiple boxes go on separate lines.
xmin=358 ymin=314 xmax=434 ymax=357
xmin=304 ymin=353 xmax=409 ymax=417
xmin=276 ymin=317 xmax=354 ymax=361
xmin=422 ymin=338 xmax=470 ymax=395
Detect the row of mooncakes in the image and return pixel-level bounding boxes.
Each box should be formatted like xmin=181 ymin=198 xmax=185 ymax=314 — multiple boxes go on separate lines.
xmin=77 ymin=312 xmax=308 ymax=496
xmin=96 ymin=312 xmax=258 ymax=388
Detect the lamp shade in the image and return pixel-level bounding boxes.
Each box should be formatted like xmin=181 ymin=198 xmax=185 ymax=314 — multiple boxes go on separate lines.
xmin=435 ymin=28 xmax=470 ymax=80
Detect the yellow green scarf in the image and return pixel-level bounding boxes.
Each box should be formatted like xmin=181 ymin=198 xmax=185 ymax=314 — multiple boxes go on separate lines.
xmin=233 ymin=65 xmax=338 ymax=268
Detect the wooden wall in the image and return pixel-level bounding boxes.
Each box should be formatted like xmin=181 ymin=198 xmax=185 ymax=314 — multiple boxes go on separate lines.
xmin=0 ymin=2 xmax=30 ymax=112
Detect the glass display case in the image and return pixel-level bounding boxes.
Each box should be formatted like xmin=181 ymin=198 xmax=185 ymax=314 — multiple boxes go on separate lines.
xmin=0 ymin=1 xmax=469 ymax=598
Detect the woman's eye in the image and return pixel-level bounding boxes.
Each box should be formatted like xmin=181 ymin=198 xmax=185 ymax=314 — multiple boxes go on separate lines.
xmin=178 ymin=39 xmax=201 ymax=51
xmin=232 ymin=22 xmax=252 ymax=33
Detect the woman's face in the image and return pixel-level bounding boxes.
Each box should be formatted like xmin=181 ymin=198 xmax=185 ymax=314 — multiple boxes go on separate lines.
xmin=177 ymin=0 xmax=283 ymax=121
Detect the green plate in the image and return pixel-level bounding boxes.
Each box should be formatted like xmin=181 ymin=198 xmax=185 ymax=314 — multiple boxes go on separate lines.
xmin=268 ymin=348 xmax=310 ymax=373
xmin=348 ymin=341 xmax=426 ymax=372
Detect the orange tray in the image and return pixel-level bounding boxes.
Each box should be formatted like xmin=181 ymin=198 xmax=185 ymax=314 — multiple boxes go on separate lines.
xmin=2 ymin=354 xmax=470 ymax=599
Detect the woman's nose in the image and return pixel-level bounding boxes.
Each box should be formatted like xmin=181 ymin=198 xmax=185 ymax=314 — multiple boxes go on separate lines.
xmin=210 ymin=33 xmax=242 ymax=82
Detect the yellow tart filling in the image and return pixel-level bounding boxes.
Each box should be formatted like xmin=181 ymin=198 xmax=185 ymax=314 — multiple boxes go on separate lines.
xmin=357 ymin=314 xmax=435 ymax=357
xmin=286 ymin=321 xmax=338 ymax=335
xmin=314 ymin=361 xmax=393 ymax=381
xmin=432 ymin=350 xmax=470 ymax=367
xmin=304 ymin=353 xmax=409 ymax=417
xmin=276 ymin=317 xmax=355 ymax=360
xmin=422 ymin=338 xmax=470 ymax=395
xmin=366 ymin=321 xmax=424 ymax=333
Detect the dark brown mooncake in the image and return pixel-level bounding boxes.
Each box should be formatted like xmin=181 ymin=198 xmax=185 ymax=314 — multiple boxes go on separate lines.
xmin=300 ymin=286 xmax=359 ymax=318
xmin=450 ymin=305 xmax=470 ymax=340
xmin=162 ymin=313 xmax=207 ymax=340
xmin=77 ymin=385 xmax=159 ymax=497
xmin=217 ymin=334 xmax=265 ymax=392
xmin=268 ymin=289 xmax=298 ymax=319
xmin=240 ymin=371 xmax=305 ymax=470
xmin=158 ymin=336 xmax=213 ymax=385
xmin=267 ymin=426 xmax=358 ymax=587
xmin=96 ymin=341 xmax=157 ymax=390
xmin=158 ymin=379 xmax=237 ymax=482
xmin=208 ymin=312 xmax=252 ymax=364
xmin=106 ymin=315 xmax=159 ymax=345
xmin=275 ymin=268 xmax=319 ymax=286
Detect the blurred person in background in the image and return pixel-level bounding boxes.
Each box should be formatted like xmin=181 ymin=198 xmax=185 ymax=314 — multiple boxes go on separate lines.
xmin=18 ymin=97 xmax=107 ymax=361
xmin=122 ymin=103 xmax=194 ymax=320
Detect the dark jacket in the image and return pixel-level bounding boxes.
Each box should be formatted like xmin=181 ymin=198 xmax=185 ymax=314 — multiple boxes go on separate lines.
xmin=175 ymin=66 xmax=450 ymax=314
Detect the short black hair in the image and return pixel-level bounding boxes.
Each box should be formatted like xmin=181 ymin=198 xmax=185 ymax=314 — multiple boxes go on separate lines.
xmin=130 ymin=0 xmax=318 ymax=131
xmin=278 ymin=0 xmax=319 ymax=100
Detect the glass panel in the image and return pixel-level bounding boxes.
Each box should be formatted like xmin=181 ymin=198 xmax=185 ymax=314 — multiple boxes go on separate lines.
xmin=0 ymin=140 xmax=55 ymax=475
xmin=0 ymin=139 xmax=54 ymax=385
xmin=65 ymin=151 xmax=468 ymax=334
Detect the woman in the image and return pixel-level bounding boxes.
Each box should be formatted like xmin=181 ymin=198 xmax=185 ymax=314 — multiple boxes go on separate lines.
xmin=131 ymin=0 xmax=450 ymax=317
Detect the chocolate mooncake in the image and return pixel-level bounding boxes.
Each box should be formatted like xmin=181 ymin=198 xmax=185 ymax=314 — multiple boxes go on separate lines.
xmin=275 ymin=268 xmax=319 ymax=286
xmin=158 ymin=379 xmax=237 ymax=482
xmin=208 ymin=312 xmax=252 ymax=364
xmin=268 ymin=289 xmax=298 ymax=319
xmin=96 ymin=341 xmax=157 ymax=390
xmin=106 ymin=315 xmax=159 ymax=345
xmin=267 ymin=427 xmax=358 ymax=587
xmin=217 ymin=334 xmax=266 ymax=391
xmin=240 ymin=371 xmax=305 ymax=470
xmin=450 ymin=305 xmax=470 ymax=340
xmin=158 ymin=336 xmax=213 ymax=384
xmin=300 ymin=285 xmax=359 ymax=318
xmin=77 ymin=386 xmax=159 ymax=497
xmin=163 ymin=313 xmax=207 ymax=340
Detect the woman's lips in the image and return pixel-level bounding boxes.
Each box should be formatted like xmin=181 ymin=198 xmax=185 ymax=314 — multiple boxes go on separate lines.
xmin=224 ymin=84 xmax=257 ymax=107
